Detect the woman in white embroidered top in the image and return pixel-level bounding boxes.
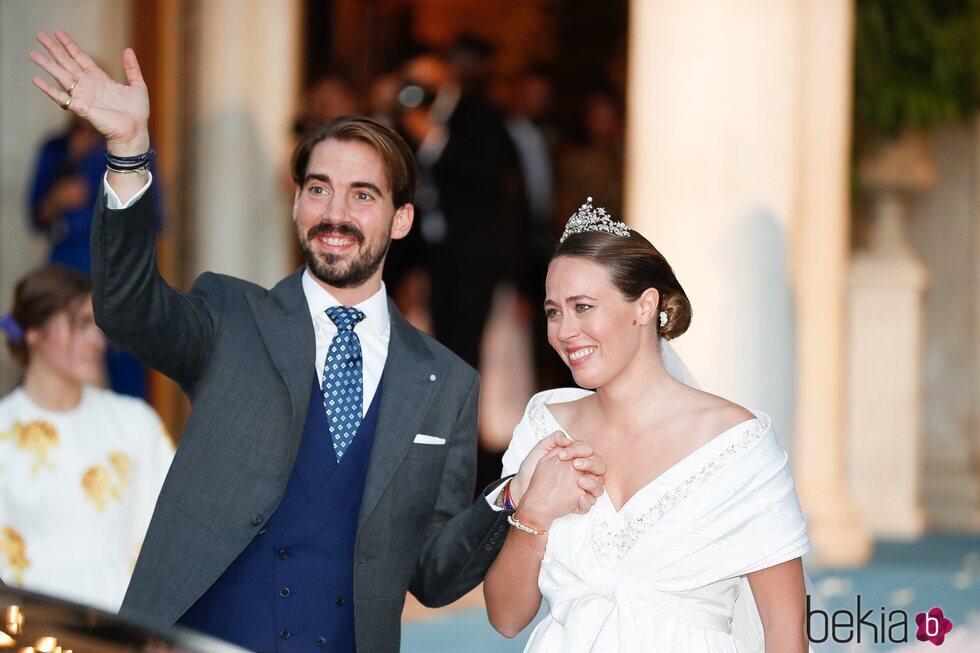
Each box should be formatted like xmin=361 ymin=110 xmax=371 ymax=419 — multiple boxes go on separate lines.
xmin=484 ymin=199 xmax=812 ymax=652
xmin=0 ymin=266 xmax=174 ymax=612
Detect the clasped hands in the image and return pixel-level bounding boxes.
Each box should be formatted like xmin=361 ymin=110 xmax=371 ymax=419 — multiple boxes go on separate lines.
xmin=508 ymin=432 xmax=606 ymax=533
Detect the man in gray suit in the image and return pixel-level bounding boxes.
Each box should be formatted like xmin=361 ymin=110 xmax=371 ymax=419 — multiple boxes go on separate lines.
xmin=29 ymin=30 xmax=605 ymax=652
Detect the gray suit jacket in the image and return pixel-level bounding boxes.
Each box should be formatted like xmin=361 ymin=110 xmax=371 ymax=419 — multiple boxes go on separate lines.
xmin=91 ymin=192 xmax=509 ymax=652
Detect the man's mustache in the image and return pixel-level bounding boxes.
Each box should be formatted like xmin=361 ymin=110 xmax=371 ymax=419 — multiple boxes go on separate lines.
xmin=306 ymin=222 xmax=365 ymax=244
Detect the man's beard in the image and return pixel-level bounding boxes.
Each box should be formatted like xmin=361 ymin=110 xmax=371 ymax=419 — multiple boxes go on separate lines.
xmin=298 ymin=221 xmax=391 ymax=288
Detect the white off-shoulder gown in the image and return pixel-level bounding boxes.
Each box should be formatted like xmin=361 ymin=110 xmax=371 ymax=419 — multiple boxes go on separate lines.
xmin=501 ymin=388 xmax=812 ymax=653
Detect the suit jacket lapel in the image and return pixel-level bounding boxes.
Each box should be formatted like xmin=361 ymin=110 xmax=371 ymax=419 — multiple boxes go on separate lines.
xmin=358 ymin=300 xmax=443 ymax=529
xmin=246 ymin=269 xmax=314 ymax=436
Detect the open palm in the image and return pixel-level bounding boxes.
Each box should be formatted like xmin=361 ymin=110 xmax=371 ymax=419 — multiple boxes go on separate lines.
xmin=29 ymin=30 xmax=149 ymax=153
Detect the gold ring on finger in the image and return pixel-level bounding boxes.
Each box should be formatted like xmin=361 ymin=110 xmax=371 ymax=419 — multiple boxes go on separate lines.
xmin=60 ymin=96 xmax=72 ymax=111
xmin=67 ymin=80 xmax=78 ymax=96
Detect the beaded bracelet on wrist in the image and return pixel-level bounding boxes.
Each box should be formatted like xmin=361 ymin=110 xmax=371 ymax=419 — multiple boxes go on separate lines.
xmin=507 ymin=514 xmax=548 ymax=536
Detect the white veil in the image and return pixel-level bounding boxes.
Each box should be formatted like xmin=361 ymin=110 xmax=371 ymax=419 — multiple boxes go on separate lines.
xmin=659 ymin=337 xmax=700 ymax=389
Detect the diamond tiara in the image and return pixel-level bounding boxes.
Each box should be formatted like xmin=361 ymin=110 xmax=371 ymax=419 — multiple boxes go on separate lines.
xmin=559 ymin=197 xmax=631 ymax=243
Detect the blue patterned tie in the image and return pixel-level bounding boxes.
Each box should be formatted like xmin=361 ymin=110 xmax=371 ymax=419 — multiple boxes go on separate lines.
xmin=322 ymin=306 xmax=366 ymax=461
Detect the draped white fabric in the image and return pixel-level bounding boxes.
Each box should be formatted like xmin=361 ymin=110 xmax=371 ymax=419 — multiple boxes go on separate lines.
xmin=502 ymin=388 xmax=811 ymax=652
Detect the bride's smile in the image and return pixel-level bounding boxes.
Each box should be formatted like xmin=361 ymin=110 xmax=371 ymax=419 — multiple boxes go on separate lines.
xmin=544 ymin=256 xmax=653 ymax=389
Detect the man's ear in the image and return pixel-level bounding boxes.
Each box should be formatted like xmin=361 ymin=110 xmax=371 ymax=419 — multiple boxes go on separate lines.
xmin=391 ymin=203 xmax=415 ymax=240
xmin=291 ymin=186 xmax=301 ymax=221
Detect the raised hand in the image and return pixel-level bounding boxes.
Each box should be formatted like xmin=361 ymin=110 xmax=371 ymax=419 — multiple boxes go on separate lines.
xmin=510 ymin=431 xmax=606 ymax=506
xmin=29 ymin=30 xmax=149 ymax=156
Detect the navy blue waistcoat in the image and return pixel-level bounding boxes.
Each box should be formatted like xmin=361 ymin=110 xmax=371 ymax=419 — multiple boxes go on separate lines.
xmin=179 ymin=376 xmax=382 ymax=652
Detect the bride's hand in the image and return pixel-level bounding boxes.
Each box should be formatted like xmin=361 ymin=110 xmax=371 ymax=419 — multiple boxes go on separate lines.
xmin=510 ymin=431 xmax=605 ymax=507
xmin=30 ymin=30 xmax=150 ymax=155
xmin=517 ymin=448 xmax=605 ymax=530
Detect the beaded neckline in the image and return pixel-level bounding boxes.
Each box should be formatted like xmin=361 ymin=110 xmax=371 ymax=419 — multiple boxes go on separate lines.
xmin=527 ymin=393 xmax=768 ymax=566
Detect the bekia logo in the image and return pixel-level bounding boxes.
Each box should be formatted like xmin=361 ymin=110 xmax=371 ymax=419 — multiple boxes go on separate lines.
xmin=807 ymin=595 xmax=954 ymax=646
xmin=916 ymin=607 xmax=953 ymax=646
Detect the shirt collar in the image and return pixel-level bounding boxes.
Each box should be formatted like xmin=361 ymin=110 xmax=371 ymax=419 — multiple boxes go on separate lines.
xmin=301 ymin=269 xmax=390 ymax=336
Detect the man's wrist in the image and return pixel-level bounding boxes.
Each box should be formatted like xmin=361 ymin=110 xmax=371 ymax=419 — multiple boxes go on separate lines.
xmin=107 ymin=133 xmax=151 ymax=158
xmin=491 ymin=477 xmax=519 ymax=511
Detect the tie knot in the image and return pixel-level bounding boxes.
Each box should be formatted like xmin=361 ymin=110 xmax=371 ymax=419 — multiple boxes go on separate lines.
xmin=326 ymin=306 xmax=366 ymax=331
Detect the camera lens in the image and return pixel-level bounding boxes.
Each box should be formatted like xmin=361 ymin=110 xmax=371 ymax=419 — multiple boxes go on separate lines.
xmin=396 ymin=84 xmax=426 ymax=110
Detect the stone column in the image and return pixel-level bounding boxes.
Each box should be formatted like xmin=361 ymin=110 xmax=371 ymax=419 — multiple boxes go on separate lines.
xmin=625 ymin=0 xmax=870 ymax=565
xmin=792 ymin=0 xmax=872 ymax=566
xmin=848 ymin=191 xmax=928 ymax=537
xmin=190 ymin=0 xmax=300 ymax=287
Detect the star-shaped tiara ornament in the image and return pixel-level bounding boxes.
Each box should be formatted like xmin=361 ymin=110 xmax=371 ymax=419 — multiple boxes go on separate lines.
xmin=559 ymin=197 xmax=631 ymax=243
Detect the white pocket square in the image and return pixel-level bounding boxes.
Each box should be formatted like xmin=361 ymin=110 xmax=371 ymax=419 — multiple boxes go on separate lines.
xmin=413 ymin=434 xmax=446 ymax=445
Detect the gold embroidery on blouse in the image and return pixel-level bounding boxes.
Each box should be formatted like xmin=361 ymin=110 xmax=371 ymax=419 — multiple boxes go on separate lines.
xmin=0 ymin=420 xmax=59 ymax=476
xmin=82 ymin=465 xmax=112 ymax=510
xmin=0 ymin=526 xmax=29 ymax=586
xmin=82 ymin=452 xmax=133 ymax=509
xmin=109 ymin=451 xmax=132 ymax=480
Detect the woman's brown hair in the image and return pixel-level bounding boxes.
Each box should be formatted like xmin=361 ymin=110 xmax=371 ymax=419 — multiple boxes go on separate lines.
xmin=553 ymin=230 xmax=692 ymax=340
xmin=4 ymin=266 xmax=93 ymax=366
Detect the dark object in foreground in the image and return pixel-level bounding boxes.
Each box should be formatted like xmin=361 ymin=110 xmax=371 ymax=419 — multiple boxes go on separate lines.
xmin=0 ymin=584 xmax=247 ymax=653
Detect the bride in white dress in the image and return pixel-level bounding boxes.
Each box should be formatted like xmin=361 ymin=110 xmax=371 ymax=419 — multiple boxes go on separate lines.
xmin=484 ymin=199 xmax=812 ymax=652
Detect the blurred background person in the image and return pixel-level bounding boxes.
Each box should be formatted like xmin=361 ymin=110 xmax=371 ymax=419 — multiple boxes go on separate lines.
xmin=504 ymin=67 xmax=575 ymax=392
xmin=369 ymin=70 xmax=404 ymax=127
xmin=28 ymin=113 xmax=161 ymax=399
xmin=394 ymin=41 xmax=531 ymax=492
xmin=555 ymin=86 xmax=625 ymax=227
xmin=28 ymin=115 xmax=102 ymax=273
xmin=505 ymin=68 xmax=557 ymax=257
xmin=0 ymin=266 xmax=174 ymax=612
xmin=292 ymin=71 xmax=361 ymax=136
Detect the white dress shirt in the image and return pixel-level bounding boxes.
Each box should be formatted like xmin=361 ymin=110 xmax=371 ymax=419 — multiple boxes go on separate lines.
xmin=302 ymin=271 xmax=389 ymax=415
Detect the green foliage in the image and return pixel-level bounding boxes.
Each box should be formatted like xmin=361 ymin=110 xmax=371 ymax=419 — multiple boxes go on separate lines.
xmin=854 ymin=0 xmax=980 ymax=143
